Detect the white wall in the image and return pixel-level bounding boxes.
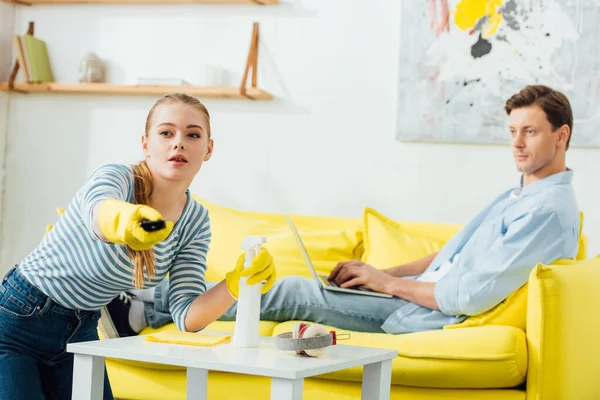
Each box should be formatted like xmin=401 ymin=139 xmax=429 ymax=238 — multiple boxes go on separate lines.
xmin=2 ymin=1 xmax=599 ymax=275
xmin=0 ymin=4 xmax=15 ymax=266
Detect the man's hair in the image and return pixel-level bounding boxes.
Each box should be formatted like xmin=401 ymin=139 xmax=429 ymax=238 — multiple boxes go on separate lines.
xmin=505 ymin=85 xmax=573 ymax=150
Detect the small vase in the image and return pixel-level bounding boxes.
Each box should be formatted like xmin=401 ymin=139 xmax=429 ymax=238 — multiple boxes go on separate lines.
xmin=78 ymin=52 xmax=106 ymax=83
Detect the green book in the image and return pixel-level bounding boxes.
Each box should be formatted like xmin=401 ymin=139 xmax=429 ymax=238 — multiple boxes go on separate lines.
xmin=23 ymin=34 xmax=54 ymax=83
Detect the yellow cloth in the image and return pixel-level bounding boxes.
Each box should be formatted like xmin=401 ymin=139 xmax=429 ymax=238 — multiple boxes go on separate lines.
xmin=144 ymin=331 xmax=231 ymax=347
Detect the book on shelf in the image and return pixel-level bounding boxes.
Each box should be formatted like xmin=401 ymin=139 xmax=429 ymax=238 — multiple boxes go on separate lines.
xmin=14 ymin=34 xmax=54 ymax=83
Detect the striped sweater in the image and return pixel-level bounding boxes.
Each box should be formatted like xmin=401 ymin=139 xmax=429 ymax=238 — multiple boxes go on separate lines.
xmin=19 ymin=163 xmax=211 ymax=331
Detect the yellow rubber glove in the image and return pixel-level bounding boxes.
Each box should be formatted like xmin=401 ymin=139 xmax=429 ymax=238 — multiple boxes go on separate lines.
xmin=97 ymin=199 xmax=174 ymax=251
xmin=225 ymin=247 xmax=277 ymax=300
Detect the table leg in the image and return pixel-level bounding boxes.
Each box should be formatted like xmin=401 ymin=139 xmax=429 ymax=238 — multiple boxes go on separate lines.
xmin=71 ymin=354 xmax=105 ymax=400
xmin=361 ymin=359 xmax=392 ymax=400
xmin=186 ymin=368 xmax=208 ymax=400
xmin=271 ymin=377 xmax=304 ymax=400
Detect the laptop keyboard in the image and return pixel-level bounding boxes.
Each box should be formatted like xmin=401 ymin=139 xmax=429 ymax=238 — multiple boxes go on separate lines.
xmin=325 ymin=277 xmax=371 ymax=291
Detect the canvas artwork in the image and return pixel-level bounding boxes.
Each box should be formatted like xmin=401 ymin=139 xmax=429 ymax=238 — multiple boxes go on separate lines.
xmin=396 ymin=0 xmax=600 ymax=147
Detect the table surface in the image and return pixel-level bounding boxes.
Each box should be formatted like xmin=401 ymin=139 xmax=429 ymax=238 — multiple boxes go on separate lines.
xmin=67 ymin=331 xmax=397 ymax=380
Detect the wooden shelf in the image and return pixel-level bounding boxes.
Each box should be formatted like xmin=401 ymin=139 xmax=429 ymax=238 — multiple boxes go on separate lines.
xmin=0 ymin=82 xmax=273 ymax=100
xmin=3 ymin=0 xmax=278 ymax=4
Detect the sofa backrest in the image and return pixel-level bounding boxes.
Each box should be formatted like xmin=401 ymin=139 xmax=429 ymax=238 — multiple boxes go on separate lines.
xmin=197 ymin=197 xmax=587 ymax=282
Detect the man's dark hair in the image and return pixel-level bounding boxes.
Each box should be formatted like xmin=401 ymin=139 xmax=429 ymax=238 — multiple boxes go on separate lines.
xmin=505 ymin=85 xmax=573 ymax=150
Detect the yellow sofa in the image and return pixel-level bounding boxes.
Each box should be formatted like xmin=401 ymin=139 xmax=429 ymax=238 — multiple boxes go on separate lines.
xmin=104 ymin=198 xmax=598 ymax=400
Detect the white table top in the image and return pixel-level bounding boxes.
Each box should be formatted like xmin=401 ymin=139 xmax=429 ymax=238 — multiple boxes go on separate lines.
xmin=67 ymin=331 xmax=397 ymax=380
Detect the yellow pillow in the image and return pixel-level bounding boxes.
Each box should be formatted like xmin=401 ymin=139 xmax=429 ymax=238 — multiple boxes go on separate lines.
xmin=445 ymin=258 xmax=577 ymax=331
xmin=192 ymin=196 xmax=363 ymax=282
xmin=444 ymin=284 xmax=529 ymax=331
xmin=361 ymin=207 xmax=460 ymax=268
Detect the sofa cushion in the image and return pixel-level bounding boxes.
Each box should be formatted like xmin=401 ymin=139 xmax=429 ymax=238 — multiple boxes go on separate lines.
xmin=106 ymin=361 xmax=527 ymax=400
xmin=193 ymin=196 xmax=363 ymax=281
xmin=526 ymin=256 xmax=600 ymax=400
xmin=106 ymin=360 xmax=525 ymax=400
xmin=273 ymin=322 xmax=527 ymax=389
xmin=361 ymin=207 xmax=460 ymax=268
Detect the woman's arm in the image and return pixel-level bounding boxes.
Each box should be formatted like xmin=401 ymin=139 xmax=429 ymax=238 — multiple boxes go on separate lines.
xmin=92 ymin=202 xmax=108 ymax=241
xmin=184 ymin=280 xmax=235 ymax=332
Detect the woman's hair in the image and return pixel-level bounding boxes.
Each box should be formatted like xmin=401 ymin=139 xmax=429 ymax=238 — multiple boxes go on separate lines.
xmin=145 ymin=92 xmax=211 ymax=137
xmin=129 ymin=93 xmax=211 ymax=289
xmin=129 ymin=161 xmax=156 ymax=289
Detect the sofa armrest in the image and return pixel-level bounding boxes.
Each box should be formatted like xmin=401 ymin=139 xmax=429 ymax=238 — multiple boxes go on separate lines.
xmin=526 ymin=257 xmax=600 ymax=400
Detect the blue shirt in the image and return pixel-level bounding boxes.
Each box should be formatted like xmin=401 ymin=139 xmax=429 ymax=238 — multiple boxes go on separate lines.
xmin=381 ymin=169 xmax=580 ymax=334
xmin=19 ymin=164 xmax=211 ymax=332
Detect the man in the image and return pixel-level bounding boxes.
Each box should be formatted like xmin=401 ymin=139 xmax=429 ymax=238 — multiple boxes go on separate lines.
xmin=103 ymin=84 xmax=580 ymax=336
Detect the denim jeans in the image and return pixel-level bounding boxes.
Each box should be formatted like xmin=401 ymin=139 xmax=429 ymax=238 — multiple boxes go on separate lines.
xmin=146 ymin=276 xmax=409 ymax=333
xmin=0 ymin=267 xmax=113 ymax=400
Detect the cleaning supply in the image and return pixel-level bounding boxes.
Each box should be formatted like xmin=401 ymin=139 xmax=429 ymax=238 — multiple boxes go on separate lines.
xmin=233 ymin=236 xmax=267 ymax=348
xmin=145 ymin=331 xmax=231 ymax=347
xmin=97 ymin=199 xmax=173 ymax=250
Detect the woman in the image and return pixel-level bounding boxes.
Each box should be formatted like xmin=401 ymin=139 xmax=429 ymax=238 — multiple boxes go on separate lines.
xmin=0 ymin=93 xmax=275 ymax=399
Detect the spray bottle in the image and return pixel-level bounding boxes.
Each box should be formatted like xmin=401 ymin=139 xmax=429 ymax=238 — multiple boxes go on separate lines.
xmin=233 ymin=236 xmax=267 ymax=348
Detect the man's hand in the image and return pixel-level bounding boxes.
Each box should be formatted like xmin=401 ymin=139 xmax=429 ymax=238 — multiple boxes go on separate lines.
xmin=328 ymin=260 xmax=390 ymax=294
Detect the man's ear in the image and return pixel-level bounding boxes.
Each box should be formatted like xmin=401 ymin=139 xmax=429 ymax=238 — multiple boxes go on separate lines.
xmin=557 ymin=124 xmax=570 ymax=149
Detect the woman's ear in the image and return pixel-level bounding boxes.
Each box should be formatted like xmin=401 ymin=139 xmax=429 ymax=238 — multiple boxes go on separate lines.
xmin=141 ymin=135 xmax=149 ymax=158
xmin=204 ymin=139 xmax=214 ymax=162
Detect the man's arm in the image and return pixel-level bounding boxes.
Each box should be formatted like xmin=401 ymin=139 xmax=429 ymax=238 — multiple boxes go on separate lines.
xmin=385 ymin=279 xmax=439 ymax=310
xmin=330 ymin=260 xmax=441 ymax=311
xmin=435 ymin=207 xmax=567 ymax=317
xmin=383 ymin=252 xmax=439 ymax=277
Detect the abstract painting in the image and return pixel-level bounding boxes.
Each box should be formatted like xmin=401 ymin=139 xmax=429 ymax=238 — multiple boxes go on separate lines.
xmin=396 ymin=0 xmax=600 ymax=147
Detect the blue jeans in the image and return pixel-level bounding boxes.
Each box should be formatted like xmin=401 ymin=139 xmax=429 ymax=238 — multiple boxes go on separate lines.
xmin=146 ymin=276 xmax=408 ymax=333
xmin=0 ymin=267 xmax=113 ymax=400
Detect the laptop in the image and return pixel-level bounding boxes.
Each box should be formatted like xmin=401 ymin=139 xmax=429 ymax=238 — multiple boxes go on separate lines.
xmin=285 ymin=216 xmax=393 ymax=299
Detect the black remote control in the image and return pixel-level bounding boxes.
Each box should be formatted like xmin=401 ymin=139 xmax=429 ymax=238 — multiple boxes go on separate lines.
xmin=140 ymin=220 xmax=166 ymax=232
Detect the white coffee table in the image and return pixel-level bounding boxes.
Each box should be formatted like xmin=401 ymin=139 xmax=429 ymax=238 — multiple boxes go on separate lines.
xmin=67 ymin=331 xmax=396 ymax=400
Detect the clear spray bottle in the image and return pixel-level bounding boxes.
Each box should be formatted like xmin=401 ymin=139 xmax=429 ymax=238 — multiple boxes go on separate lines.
xmin=233 ymin=236 xmax=267 ymax=348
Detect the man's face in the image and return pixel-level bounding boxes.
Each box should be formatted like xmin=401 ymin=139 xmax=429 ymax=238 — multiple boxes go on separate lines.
xmin=508 ymin=105 xmax=564 ymax=174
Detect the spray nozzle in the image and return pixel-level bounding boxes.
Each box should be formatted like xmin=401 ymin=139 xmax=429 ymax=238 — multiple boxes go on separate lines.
xmin=241 ymin=236 xmax=267 ymax=252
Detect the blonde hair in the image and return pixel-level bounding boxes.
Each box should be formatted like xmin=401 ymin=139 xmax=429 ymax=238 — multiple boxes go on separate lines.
xmin=129 ymin=93 xmax=211 ymax=289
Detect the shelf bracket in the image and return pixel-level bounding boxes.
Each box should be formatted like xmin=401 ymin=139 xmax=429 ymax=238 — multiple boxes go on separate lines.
xmin=8 ymin=21 xmax=34 ymax=91
xmin=239 ymin=22 xmax=259 ymax=99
